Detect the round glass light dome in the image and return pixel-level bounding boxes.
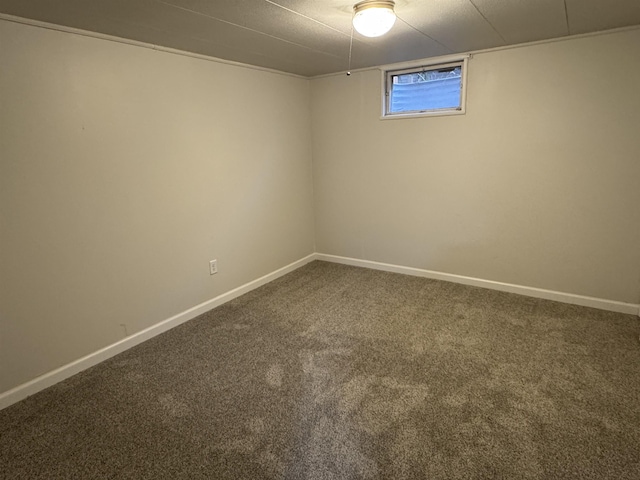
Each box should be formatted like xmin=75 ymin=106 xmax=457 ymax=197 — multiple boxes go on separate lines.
xmin=353 ymin=1 xmax=396 ymax=38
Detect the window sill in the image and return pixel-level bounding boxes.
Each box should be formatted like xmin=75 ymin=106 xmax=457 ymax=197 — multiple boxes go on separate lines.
xmin=380 ymin=109 xmax=466 ymax=120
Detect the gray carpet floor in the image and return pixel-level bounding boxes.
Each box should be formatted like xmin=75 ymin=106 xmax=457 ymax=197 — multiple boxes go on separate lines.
xmin=1 ymin=260 xmax=639 ymax=479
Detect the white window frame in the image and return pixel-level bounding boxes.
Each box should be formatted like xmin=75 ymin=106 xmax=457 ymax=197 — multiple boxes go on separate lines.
xmin=381 ymin=56 xmax=469 ymax=120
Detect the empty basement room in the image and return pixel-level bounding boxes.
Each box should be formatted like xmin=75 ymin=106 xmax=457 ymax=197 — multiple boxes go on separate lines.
xmin=1 ymin=1 xmax=639 ymax=478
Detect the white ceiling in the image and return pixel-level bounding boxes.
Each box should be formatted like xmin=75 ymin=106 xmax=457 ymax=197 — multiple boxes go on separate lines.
xmin=1 ymin=0 xmax=639 ymax=77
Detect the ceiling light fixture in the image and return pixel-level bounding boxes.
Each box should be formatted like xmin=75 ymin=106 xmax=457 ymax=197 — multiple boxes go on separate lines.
xmin=352 ymin=0 xmax=396 ymax=38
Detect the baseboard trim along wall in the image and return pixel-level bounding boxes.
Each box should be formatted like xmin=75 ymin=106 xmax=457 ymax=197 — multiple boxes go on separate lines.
xmin=315 ymin=254 xmax=640 ymax=317
xmin=0 ymin=254 xmax=316 ymax=411
xmin=2 ymin=251 xmax=638 ymax=410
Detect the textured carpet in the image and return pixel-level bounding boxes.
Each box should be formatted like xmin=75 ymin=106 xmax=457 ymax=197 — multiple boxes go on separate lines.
xmin=1 ymin=261 xmax=639 ymax=479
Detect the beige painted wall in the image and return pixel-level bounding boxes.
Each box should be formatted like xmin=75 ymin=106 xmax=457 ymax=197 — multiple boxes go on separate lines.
xmin=311 ymin=29 xmax=640 ymax=304
xmin=2 ymin=18 xmax=639 ymax=398
xmin=0 ymin=20 xmax=315 ymax=393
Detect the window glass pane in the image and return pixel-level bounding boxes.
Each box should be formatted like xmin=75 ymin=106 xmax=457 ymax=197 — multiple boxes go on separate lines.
xmin=389 ymin=65 xmax=462 ymax=114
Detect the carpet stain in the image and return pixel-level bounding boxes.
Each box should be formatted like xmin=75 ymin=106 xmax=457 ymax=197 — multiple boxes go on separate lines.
xmin=455 ymin=413 xmax=543 ymax=479
xmin=248 ymin=417 xmax=266 ymax=434
xmin=443 ymin=392 xmax=468 ymax=407
xmin=266 ymin=364 xmax=284 ymax=388
xmin=158 ymin=394 xmax=190 ymax=418
xmin=410 ymin=340 xmax=428 ymax=355
xmin=299 ymin=348 xmax=352 ymax=403
xmin=339 ymin=375 xmax=376 ymax=413
xmin=434 ymin=330 xmax=479 ymax=351
xmin=342 ymin=376 xmax=430 ymax=435
xmin=124 ymin=371 xmax=145 ymax=382
xmin=508 ymin=316 xmax=528 ymax=328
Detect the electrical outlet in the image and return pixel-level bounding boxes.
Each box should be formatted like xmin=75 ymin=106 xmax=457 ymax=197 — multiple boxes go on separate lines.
xmin=209 ymin=259 xmax=218 ymax=275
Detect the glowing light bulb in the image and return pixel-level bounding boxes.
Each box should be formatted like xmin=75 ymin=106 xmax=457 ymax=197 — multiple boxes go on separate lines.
xmin=353 ymin=1 xmax=396 ymax=38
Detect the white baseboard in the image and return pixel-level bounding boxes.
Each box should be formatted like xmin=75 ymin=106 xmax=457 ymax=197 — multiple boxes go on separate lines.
xmin=315 ymin=253 xmax=640 ymax=316
xmin=0 ymin=253 xmax=316 ymax=411
xmin=2 ymin=252 xmax=638 ymax=411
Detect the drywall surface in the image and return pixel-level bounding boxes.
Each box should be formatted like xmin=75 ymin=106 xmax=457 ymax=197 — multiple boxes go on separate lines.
xmin=311 ymin=29 xmax=640 ymax=304
xmin=0 ymin=19 xmax=315 ymax=393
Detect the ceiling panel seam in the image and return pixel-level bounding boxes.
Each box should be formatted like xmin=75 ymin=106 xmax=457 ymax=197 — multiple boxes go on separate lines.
xmin=184 ymin=31 xmax=325 ymax=71
xmin=311 ymin=24 xmax=640 ymax=79
xmin=395 ymin=15 xmax=454 ymax=53
xmin=262 ymin=0 xmax=372 ymax=52
xmin=563 ymin=0 xmax=571 ymax=35
xmin=467 ymin=0 xmax=507 ymax=44
xmin=152 ymin=0 xmax=342 ymax=59
xmin=264 ymin=0 xmax=348 ymax=36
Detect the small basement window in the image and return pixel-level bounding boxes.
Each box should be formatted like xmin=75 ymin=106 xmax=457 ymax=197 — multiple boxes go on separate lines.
xmin=383 ymin=59 xmax=467 ymax=118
